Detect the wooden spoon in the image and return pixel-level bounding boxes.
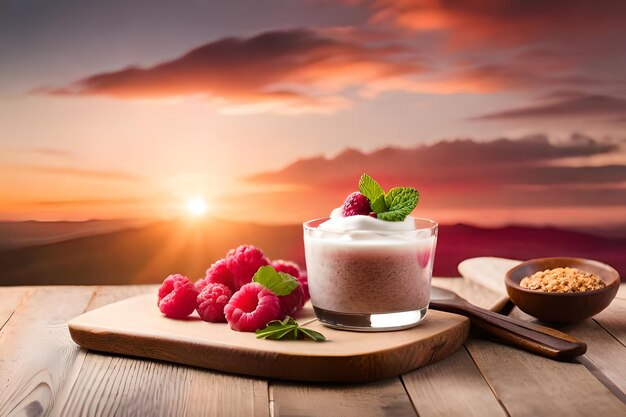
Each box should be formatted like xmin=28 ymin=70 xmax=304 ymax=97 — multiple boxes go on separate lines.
xmin=430 ymin=286 xmax=587 ymax=360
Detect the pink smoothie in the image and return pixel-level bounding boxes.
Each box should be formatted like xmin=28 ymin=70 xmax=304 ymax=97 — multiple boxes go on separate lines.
xmin=304 ymin=220 xmax=436 ymax=315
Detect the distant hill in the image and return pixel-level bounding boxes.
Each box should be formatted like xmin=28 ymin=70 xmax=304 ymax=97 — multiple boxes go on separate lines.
xmin=0 ymin=219 xmax=304 ymax=286
xmin=436 ymin=224 xmax=625 ymax=278
xmin=0 ymin=219 xmax=623 ymax=285
xmin=0 ymin=219 xmax=152 ymax=250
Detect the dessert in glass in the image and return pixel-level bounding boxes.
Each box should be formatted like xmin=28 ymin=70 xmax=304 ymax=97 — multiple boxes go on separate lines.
xmin=303 ymin=174 xmax=437 ymax=331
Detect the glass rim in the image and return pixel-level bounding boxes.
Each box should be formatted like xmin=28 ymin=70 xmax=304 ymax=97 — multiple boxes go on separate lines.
xmin=303 ymin=216 xmax=438 ymax=236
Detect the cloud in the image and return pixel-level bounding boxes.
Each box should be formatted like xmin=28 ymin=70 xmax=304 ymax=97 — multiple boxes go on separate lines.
xmin=33 ymin=8 xmax=625 ymax=112
xmin=0 ymin=146 xmax=74 ymax=159
xmin=407 ymin=65 xmax=598 ymax=95
xmin=31 ymin=197 xmax=149 ymax=207
xmin=250 ymin=133 xmax=620 ymax=183
xmin=369 ymin=0 xmax=626 ymax=48
xmin=12 ymin=165 xmax=143 ymax=182
xmin=472 ymin=92 xmax=626 ymax=121
xmin=26 ymin=147 xmax=74 ymax=158
xmin=241 ymin=134 xmax=625 ymax=223
xmin=38 ymin=28 xmax=424 ymax=113
xmin=357 ymin=1 xmax=625 ymax=97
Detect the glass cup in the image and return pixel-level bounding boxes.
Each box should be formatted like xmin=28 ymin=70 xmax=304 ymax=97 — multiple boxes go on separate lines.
xmin=303 ymin=217 xmax=438 ymax=331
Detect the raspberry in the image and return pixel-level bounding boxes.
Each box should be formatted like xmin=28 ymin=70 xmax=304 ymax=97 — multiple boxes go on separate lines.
xmin=278 ymin=284 xmax=304 ymax=317
xmin=297 ymin=272 xmax=310 ymax=307
xmin=224 ymin=282 xmax=283 ymax=332
xmin=158 ymin=274 xmax=198 ymax=319
xmin=271 ymin=260 xmax=300 ymax=278
xmin=158 ymin=274 xmax=190 ymax=305
xmin=194 ymin=277 xmax=208 ymax=292
xmin=341 ymin=192 xmax=371 ymax=217
xmin=271 ymin=260 xmax=306 ymax=315
xmin=203 ymin=259 xmax=235 ymax=291
xmin=196 ymin=283 xmax=233 ymax=322
xmin=226 ymin=245 xmax=269 ymax=290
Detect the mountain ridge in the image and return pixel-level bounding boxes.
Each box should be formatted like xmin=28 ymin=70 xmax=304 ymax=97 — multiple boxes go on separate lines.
xmin=0 ymin=219 xmax=623 ymax=286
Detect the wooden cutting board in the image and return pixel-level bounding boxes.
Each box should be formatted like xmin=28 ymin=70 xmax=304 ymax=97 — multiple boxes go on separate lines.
xmin=458 ymin=256 xmax=522 ymax=296
xmin=68 ymin=293 xmax=469 ymax=382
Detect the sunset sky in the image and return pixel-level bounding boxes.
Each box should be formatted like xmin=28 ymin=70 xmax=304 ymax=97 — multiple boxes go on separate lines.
xmin=1 ymin=0 xmax=624 ymax=227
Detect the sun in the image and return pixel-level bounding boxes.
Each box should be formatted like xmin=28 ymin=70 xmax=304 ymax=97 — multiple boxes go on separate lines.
xmin=186 ymin=197 xmax=208 ymax=217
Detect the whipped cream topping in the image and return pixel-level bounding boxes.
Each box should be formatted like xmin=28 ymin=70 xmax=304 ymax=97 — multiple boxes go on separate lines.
xmin=319 ymin=207 xmax=415 ymax=232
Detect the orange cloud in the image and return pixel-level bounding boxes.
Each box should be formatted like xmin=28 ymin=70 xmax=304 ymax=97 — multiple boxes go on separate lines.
xmin=250 ymin=134 xmax=621 ymax=183
xmin=11 ymin=165 xmax=143 ymax=182
xmin=33 ymin=11 xmax=625 ymax=113
xmin=241 ymin=134 xmax=626 ymax=223
xmin=39 ymin=29 xmax=424 ymax=113
xmin=0 ymin=146 xmax=74 ymax=159
xmin=355 ymin=1 xmax=624 ymax=96
xmin=370 ymin=0 xmax=626 ymax=48
xmin=30 ymin=197 xmax=149 ymax=207
xmin=472 ymin=92 xmax=626 ymax=121
xmin=400 ymin=65 xmax=597 ymax=95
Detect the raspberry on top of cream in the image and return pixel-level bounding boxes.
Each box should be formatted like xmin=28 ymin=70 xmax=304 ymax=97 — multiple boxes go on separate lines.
xmin=319 ymin=173 xmax=420 ymax=232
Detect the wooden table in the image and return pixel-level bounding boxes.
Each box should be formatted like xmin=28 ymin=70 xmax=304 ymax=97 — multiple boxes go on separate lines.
xmin=1 ymin=279 xmax=625 ymax=417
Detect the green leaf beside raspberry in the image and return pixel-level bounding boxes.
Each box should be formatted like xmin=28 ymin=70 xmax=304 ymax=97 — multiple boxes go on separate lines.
xmin=377 ymin=187 xmax=420 ymax=221
xmin=370 ymin=193 xmax=388 ymax=213
xmin=359 ymin=173 xmax=385 ymax=203
xmin=252 ymin=266 xmax=299 ymax=296
xmin=358 ymin=173 xmax=419 ymax=221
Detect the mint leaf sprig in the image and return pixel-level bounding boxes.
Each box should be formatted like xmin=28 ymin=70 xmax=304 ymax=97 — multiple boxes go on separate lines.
xmin=255 ymin=317 xmax=326 ymax=342
xmin=358 ymin=173 xmax=419 ymax=222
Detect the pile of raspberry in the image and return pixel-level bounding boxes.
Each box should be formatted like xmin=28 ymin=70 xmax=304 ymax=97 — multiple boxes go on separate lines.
xmin=157 ymin=245 xmax=309 ymax=332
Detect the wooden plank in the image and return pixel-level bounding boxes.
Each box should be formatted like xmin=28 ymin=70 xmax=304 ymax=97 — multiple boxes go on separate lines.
xmin=0 ymin=286 xmax=95 ymax=417
xmin=563 ymin=321 xmax=626 ymax=402
xmin=85 ymin=285 xmax=155 ymax=310
xmin=594 ymin=297 xmax=626 ymax=347
xmin=60 ymin=285 xmax=270 ymax=417
xmin=512 ymin=306 xmax=626 ymax=402
xmin=402 ymin=348 xmax=506 ymax=417
xmin=616 ymin=283 xmax=626 ymax=300
xmin=57 ymin=353 xmax=192 ymax=417
xmin=50 ymin=286 xmax=153 ymax=417
xmin=402 ymin=278 xmax=508 ymax=417
xmin=269 ymin=279 xmax=499 ymax=417
xmin=0 ymin=286 xmax=29 ymax=332
xmin=186 ymin=374 xmax=269 ymax=417
xmin=271 ymin=378 xmax=417 ymax=417
xmin=466 ymin=309 xmax=626 ymax=416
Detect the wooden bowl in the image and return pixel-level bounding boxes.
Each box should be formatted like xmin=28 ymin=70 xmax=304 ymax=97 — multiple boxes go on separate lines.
xmin=505 ymin=258 xmax=620 ymax=323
